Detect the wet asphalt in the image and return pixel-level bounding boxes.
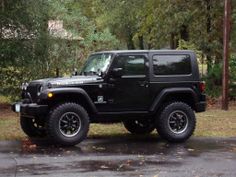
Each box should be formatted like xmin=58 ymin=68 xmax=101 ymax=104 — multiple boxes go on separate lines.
xmin=0 ymin=136 xmax=235 ymax=177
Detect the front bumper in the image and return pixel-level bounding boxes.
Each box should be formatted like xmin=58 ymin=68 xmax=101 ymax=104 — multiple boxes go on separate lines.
xmin=11 ymin=102 xmax=48 ymax=116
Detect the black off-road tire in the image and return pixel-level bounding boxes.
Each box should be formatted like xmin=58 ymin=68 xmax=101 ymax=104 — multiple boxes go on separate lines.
xmin=123 ymin=119 xmax=155 ymax=135
xmin=156 ymin=102 xmax=196 ymax=143
xmin=20 ymin=116 xmax=46 ymax=138
xmin=46 ymin=103 xmax=89 ymax=146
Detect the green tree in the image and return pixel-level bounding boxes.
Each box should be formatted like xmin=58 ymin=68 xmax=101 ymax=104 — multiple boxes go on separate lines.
xmin=0 ymin=0 xmax=50 ymax=99
xmin=84 ymin=0 xmax=144 ymax=49
xmin=0 ymin=0 xmax=119 ymax=99
xmin=47 ymin=0 xmax=119 ymax=76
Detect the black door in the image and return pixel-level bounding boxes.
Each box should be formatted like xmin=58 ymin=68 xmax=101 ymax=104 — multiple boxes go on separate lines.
xmin=106 ymin=54 xmax=150 ymax=111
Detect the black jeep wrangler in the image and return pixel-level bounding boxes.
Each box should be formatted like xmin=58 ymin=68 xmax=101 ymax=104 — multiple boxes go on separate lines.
xmin=12 ymin=50 xmax=206 ymax=146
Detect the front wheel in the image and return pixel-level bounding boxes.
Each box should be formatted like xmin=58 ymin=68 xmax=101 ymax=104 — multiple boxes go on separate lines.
xmin=123 ymin=119 xmax=155 ymax=135
xmin=47 ymin=103 xmax=89 ymax=146
xmin=156 ymin=102 xmax=196 ymax=143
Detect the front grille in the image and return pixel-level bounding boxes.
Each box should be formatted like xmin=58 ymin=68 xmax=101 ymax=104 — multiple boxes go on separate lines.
xmin=26 ymin=83 xmax=41 ymax=102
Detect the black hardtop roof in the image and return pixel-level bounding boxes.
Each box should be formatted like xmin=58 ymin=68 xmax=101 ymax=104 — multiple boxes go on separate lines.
xmin=93 ymin=50 xmax=195 ymax=55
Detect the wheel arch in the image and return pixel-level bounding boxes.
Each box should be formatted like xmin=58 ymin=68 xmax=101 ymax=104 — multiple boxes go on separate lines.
xmin=40 ymin=88 xmax=97 ymax=116
xmin=150 ymin=87 xmax=198 ymax=114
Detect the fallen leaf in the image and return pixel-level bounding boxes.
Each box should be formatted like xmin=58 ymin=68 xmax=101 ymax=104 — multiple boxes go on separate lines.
xmin=100 ymin=165 xmax=109 ymax=169
xmin=29 ymin=144 xmax=36 ymax=149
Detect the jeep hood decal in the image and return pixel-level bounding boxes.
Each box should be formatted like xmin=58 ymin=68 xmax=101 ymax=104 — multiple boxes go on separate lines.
xmin=49 ymin=76 xmax=102 ymax=86
xmin=31 ymin=76 xmax=102 ymax=87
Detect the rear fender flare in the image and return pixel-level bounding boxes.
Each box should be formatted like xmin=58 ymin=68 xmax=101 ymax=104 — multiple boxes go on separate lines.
xmin=149 ymin=87 xmax=198 ymax=113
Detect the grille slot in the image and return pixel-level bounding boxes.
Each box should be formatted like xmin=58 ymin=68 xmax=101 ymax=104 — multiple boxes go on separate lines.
xmin=26 ymin=83 xmax=41 ymax=102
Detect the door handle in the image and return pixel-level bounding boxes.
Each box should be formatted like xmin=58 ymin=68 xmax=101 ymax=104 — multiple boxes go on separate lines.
xmin=139 ymin=81 xmax=149 ymax=88
xmin=109 ymin=77 xmax=116 ymax=83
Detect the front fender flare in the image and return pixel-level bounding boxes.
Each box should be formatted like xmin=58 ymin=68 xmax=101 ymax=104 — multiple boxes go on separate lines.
xmin=39 ymin=87 xmax=97 ymax=114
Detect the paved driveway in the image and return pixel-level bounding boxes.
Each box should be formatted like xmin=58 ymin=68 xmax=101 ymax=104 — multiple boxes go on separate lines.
xmin=0 ymin=137 xmax=235 ymax=177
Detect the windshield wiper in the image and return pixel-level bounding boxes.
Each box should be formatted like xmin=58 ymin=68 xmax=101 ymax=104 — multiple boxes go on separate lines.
xmin=82 ymin=71 xmax=100 ymax=76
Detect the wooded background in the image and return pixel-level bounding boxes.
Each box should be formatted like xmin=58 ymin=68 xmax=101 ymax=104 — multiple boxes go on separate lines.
xmin=0 ymin=0 xmax=236 ymax=100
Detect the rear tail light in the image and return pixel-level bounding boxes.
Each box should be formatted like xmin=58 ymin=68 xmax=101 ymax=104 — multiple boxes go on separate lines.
xmin=200 ymin=81 xmax=206 ymax=92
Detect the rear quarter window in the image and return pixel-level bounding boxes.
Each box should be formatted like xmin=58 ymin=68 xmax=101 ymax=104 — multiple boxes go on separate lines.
xmin=152 ymin=54 xmax=191 ymax=76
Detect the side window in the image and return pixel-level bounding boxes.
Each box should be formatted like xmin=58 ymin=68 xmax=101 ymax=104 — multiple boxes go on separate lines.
xmin=113 ymin=55 xmax=146 ymax=75
xmin=153 ymin=55 xmax=191 ymax=75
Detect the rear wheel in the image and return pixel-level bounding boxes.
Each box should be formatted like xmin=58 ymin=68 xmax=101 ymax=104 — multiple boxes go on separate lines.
xmin=20 ymin=116 xmax=46 ymax=138
xmin=123 ymin=119 xmax=155 ymax=135
xmin=156 ymin=102 xmax=196 ymax=142
xmin=47 ymin=103 xmax=89 ymax=146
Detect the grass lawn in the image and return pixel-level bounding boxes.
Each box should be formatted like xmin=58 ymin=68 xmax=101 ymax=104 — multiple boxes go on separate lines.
xmin=0 ymin=104 xmax=235 ymax=140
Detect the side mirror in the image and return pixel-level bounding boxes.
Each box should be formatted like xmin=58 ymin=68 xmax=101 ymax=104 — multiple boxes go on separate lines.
xmin=112 ymin=68 xmax=123 ymax=78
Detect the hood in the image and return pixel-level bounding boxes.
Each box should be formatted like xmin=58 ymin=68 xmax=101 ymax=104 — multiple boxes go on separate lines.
xmin=30 ymin=75 xmax=103 ymax=88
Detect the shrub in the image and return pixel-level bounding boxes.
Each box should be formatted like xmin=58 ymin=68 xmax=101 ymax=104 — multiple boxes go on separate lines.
xmin=203 ymin=64 xmax=222 ymax=98
xmin=0 ymin=67 xmax=23 ymax=101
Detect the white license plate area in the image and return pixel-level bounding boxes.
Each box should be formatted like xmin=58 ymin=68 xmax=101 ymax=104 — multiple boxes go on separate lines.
xmin=15 ymin=103 xmax=21 ymax=113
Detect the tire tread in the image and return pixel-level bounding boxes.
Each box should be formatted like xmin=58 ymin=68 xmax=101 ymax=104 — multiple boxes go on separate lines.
xmin=46 ymin=102 xmax=89 ymax=146
xmin=156 ymin=101 xmax=196 ymax=143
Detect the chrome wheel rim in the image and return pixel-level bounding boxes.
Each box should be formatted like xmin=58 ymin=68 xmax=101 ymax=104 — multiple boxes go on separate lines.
xmin=59 ymin=112 xmax=81 ymax=137
xmin=168 ymin=110 xmax=188 ymax=134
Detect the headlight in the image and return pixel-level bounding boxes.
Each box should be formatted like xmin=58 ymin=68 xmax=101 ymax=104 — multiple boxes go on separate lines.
xmin=21 ymin=82 xmax=28 ymax=90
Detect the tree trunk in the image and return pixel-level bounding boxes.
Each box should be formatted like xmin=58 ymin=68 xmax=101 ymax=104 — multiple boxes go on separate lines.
xmin=206 ymin=55 xmax=212 ymax=73
xmin=147 ymin=28 xmax=152 ymax=49
xmin=147 ymin=42 xmax=152 ymax=50
xmin=0 ymin=0 xmax=4 ymax=39
xmin=0 ymin=0 xmax=4 ymax=11
xmin=206 ymin=0 xmax=212 ymax=73
xmin=138 ymin=35 xmax=144 ymax=49
xmin=180 ymin=25 xmax=189 ymax=41
xmin=170 ymin=33 xmax=178 ymax=49
xmin=56 ymin=68 xmax=59 ymax=77
xmin=215 ymin=38 xmax=223 ymax=65
xmin=127 ymin=33 xmax=135 ymax=49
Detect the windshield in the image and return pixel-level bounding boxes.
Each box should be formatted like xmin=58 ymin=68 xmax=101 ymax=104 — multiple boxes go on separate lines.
xmin=81 ymin=53 xmax=112 ymax=76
